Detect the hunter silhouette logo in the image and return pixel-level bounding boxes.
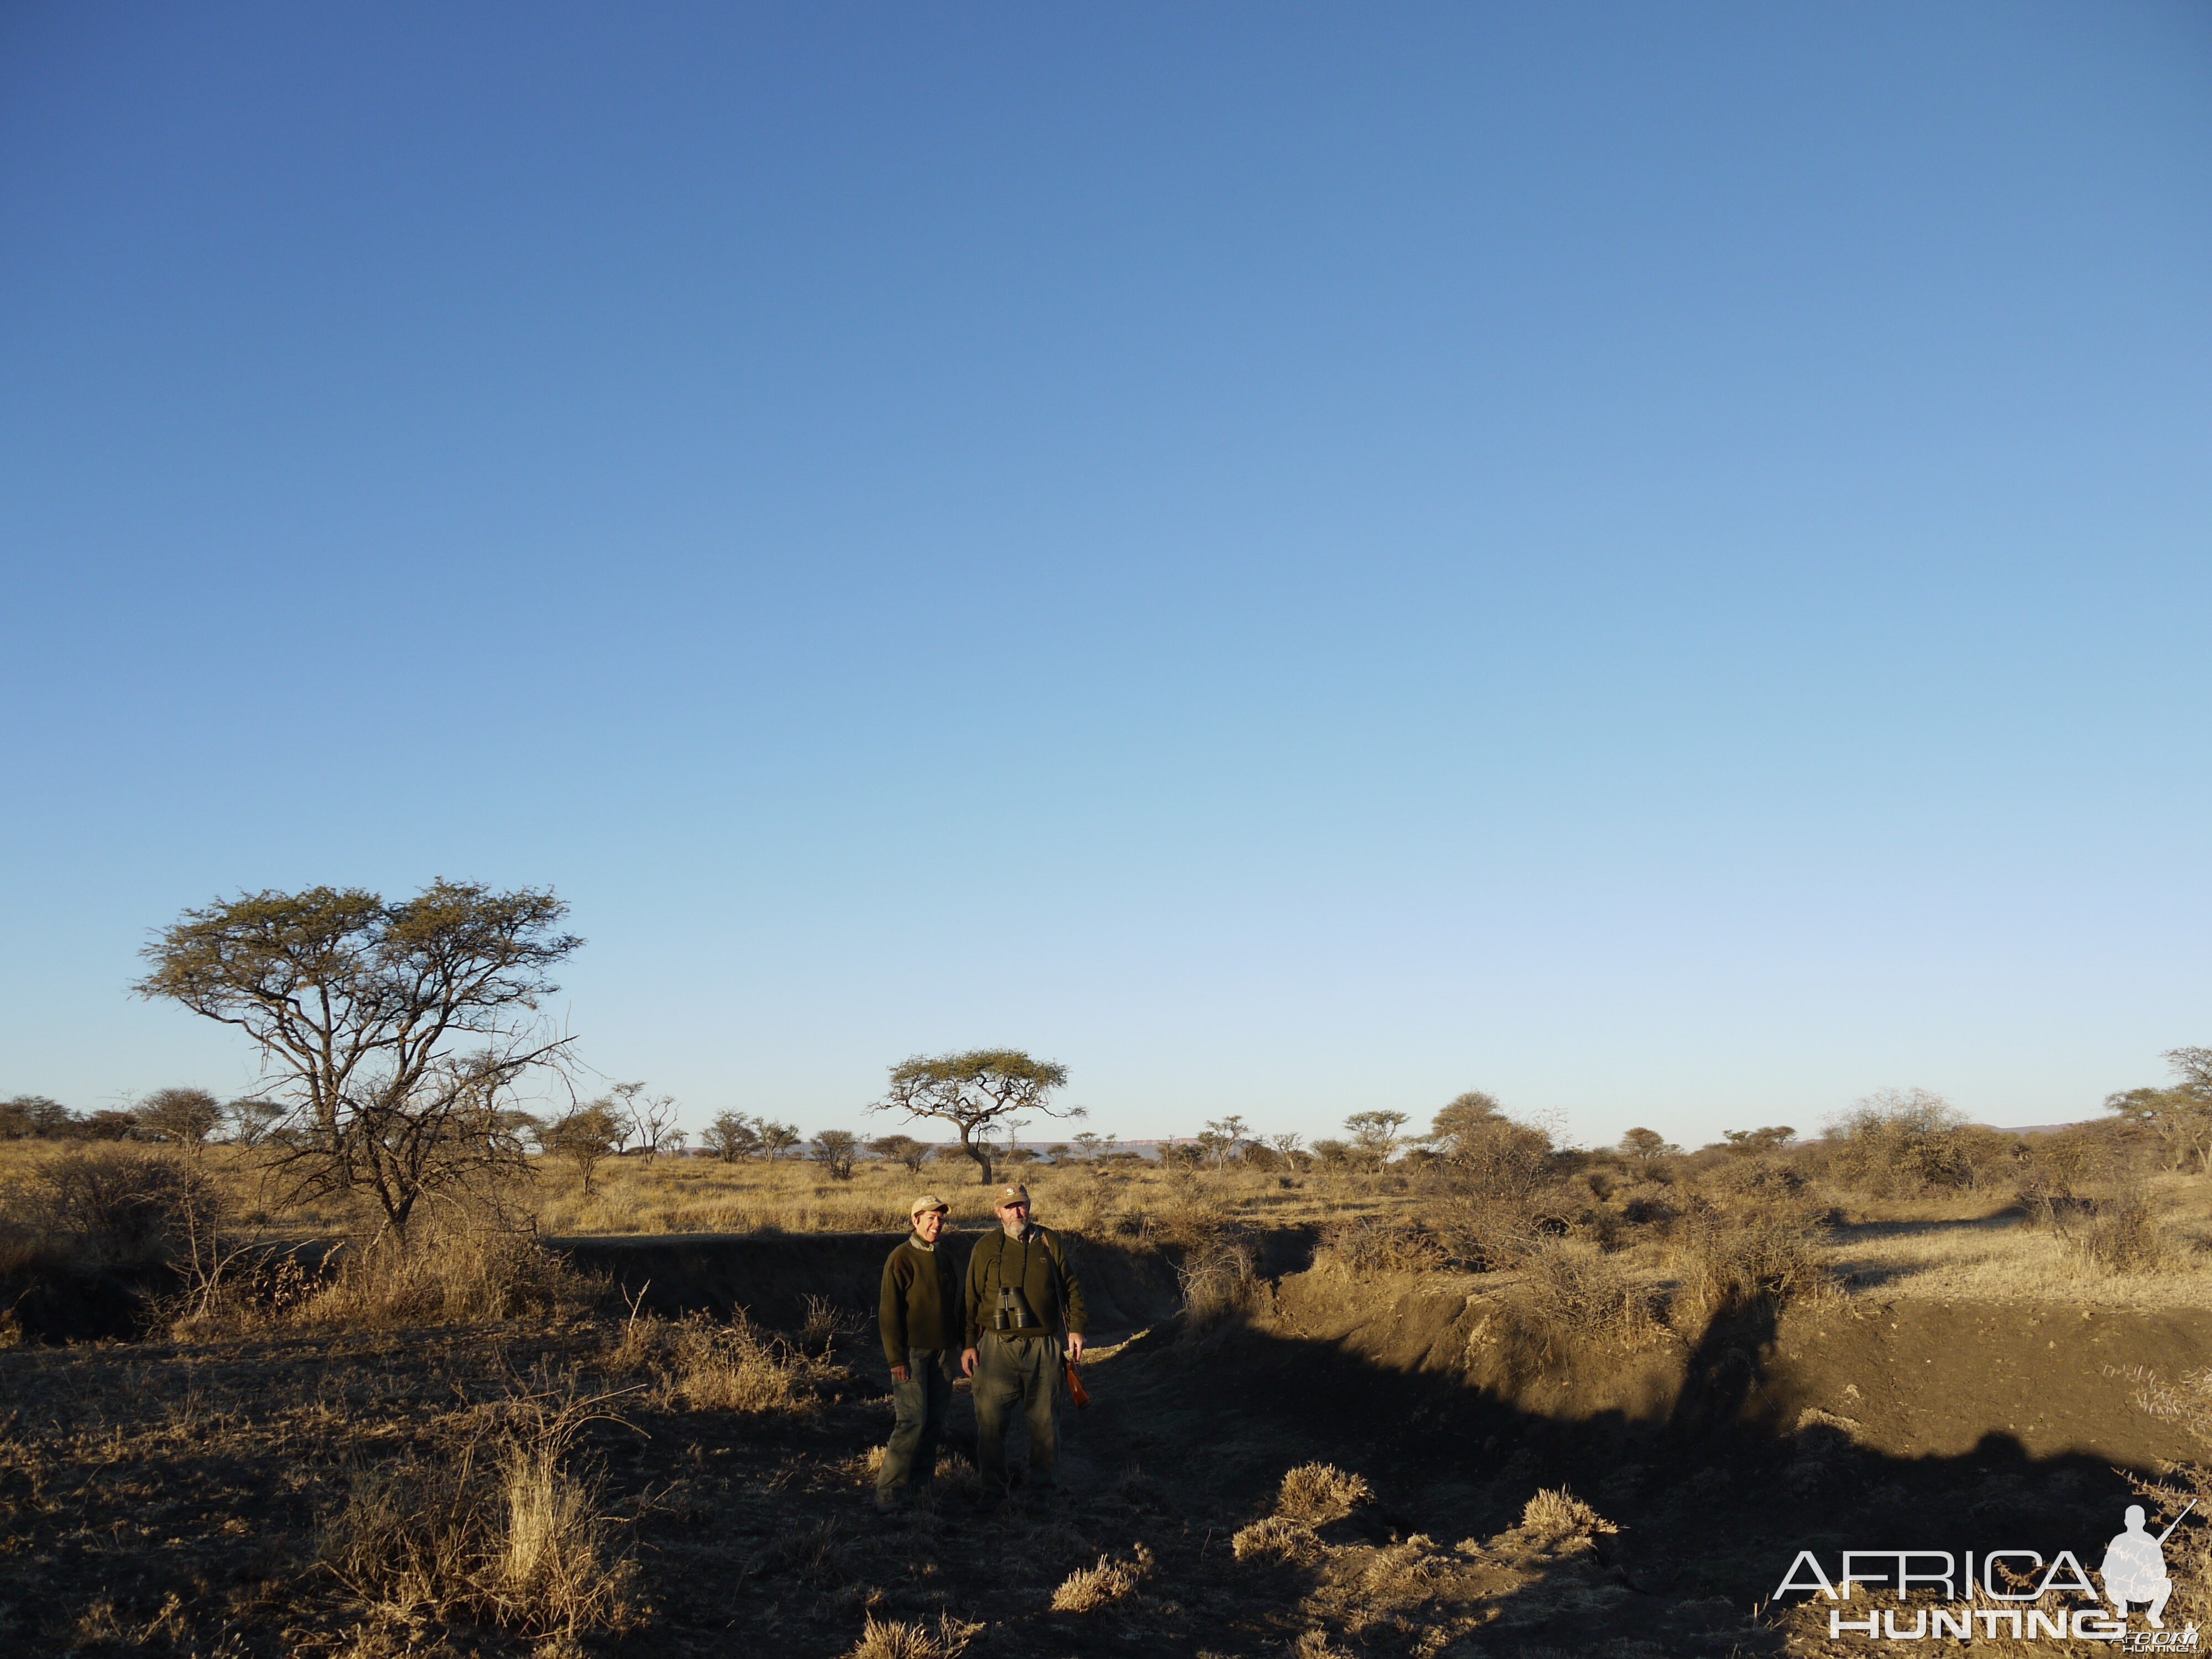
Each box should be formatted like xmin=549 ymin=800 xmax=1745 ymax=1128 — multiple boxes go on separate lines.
xmin=2103 ymin=1503 xmax=2188 ymax=1629
xmin=1775 ymin=1499 xmax=2200 ymax=1644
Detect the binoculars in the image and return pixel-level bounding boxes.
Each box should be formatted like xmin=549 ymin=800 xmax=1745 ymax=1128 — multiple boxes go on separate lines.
xmin=991 ymin=1286 xmax=1042 ymax=1332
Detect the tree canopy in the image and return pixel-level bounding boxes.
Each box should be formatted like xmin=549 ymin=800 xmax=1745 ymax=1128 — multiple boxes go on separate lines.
xmin=870 ymin=1048 xmax=1080 ymax=1185
xmin=137 ymin=881 xmax=581 ymax=1237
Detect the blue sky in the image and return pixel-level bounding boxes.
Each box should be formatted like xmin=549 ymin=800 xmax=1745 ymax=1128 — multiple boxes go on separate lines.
xmin=4 ymin=4 xmax=2207 ymax=1147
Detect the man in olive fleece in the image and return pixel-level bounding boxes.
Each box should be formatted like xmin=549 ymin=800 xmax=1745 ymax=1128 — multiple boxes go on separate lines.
xmin=877 ymin=1193 xmax=961 ymax=1513
xmin=960 ymin=1183 xmax=1085 ymax=1500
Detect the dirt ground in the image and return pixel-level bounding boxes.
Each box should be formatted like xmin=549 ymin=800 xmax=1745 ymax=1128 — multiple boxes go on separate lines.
xmin=4 ymin=1227 xmax=2208 ymax=1658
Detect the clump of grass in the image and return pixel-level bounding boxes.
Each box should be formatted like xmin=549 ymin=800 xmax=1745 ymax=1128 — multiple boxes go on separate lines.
xmin=1515 ymin=1486 xmax=1618 ymax=1545
xmin=1233 ymin=1462 xmax=1375 ymax=1562
xmin=608 ymin=1307 xmax=830 ymax=1413
xmin=842 ymin=1612 xmax=984 ymax=1658
xmin=1276 ymin=1463 xmax=1373 ymax=1525
xmin=323 ymin=1387 xmax=640 ymax=1640
xmin=1232 ymin=1514 xmax=1328 ymax=1565
xmin=1049 ymin=1542 xmax=1154 ymax=1612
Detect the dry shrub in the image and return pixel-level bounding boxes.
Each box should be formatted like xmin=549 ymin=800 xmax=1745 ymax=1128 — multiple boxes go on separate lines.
xmin=842 ymin=1612 xmax=984 ymax=1659
xmin=608 ymin=1308 xmax=827 ymax=1413
xmin=1512 ymin=1239 xmax=1663 ymax=1351
xmin=1276 ymin=1463 xmax=1373 ymax=1525
xmin=1175 ymin=1234 xmax=1260 ymax=1330
xmin=2041 ymin=1181 xmax=2175 ymax=1275
xmin=1515 ymin=1486 xmax=1618 ymax=1545
xmin=1315 ymin=1215 xmax=1449 ymax=1276
xmin=1699 ymin=1156 xmax=1804 ymax=1202
xmin=1670 ymin=1200 xmax=1827 ymax=1315
xmin=324 ymin=1389 xmax=639 ymax=1639
xmin=6 ymin=1148 xmax=217 ymax=1264
xmin=1049 ymin=1542 xmax=1154 ymax=1612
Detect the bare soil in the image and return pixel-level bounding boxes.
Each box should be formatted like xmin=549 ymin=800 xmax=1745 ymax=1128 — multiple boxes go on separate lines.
xmin=2 ymin=1232 xmax=2206 ymax=1657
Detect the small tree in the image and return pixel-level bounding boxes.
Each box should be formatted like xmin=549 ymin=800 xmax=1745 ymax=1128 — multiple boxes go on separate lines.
xmin=542 ymin=1102 xmax=622 ymax=1195
xmin=703 ymin=1111 xmax=761 ymax=1163
xmin=757 ymin=1120 xmax=801 ymax=1162
xmin=134 ymin=1087 xmax=223 ymax=1150
xmin=870 ymin=1133 xmax=928 ymax=1172
xmin=2107 ymin=1048 xmax=2212 ymax=1175
xmin=1720 ymin=1126 xmax=1796 ymax=1157
xmin=1344 ymin=1110 xmax=1409 ymax=1172
xmin=1430 ymin=1094 xmax=1552 ymax=1200
xmin=1070 ymin=1131 xmax=1105 ymax=1162
xmin=869 ymin=1049 xmax=1083 ymax=1186
xmin=224 ymin=1097 xmax=284 ymax=1147
xmin=1197 ymin=1115 xmax=1248 ymax=1168
xmin=0 ymin=1095 xmax=75 ymax=1138
xmin=612 ymin=1082 xmax=682 ymax=1158
xmin=810 ymin=1129 xmax=860 ymax=1180
xmin=137 ymin=881 xmax=580 ymax=1239
xmin=1311 ymin=1138 xmax=1352 ymax=1170
xmin=1269 ymin=1132 xmax=1303 ymax=1158
xmin=1619 ymin=1127 xmax=1681 ymax=1164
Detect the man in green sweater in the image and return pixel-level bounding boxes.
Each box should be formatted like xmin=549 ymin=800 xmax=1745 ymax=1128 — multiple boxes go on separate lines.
xmin=877 ymin=1193 xmax=961 ymax=1513
xmin=961 ymin=1182 xmax=1086 ymax=1501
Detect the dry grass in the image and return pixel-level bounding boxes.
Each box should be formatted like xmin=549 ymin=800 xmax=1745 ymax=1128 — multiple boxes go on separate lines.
xmin=1822 ymin=1173 xmax=2212 ymax=1308
xmin=1048 ymin=1542 xmax=1154 ymax=1612
xmin=842 ymin=1611 xmax=984 ymax=1658
xmin=322 ymin=1386 xmax=640 ymax=1639
xmin=603 ymin=1306 xmax=832 ymax=1413
xmin=1275 ymin=1463 xmax=1373 ymax=1525
xmin=1514 ymin=1486 xmax=1618 ymax=1544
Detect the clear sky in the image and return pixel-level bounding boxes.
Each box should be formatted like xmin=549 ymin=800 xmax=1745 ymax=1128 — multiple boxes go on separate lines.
xmin=4 ymin=4 xmax=2208 ymax=1149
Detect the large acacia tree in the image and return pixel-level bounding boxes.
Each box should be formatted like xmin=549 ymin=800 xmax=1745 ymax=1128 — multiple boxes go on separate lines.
xmin=870 ymin=1048 xmax=1081 ymax=1185
xmin=137 ymin=881 xmax=581 ymax=1238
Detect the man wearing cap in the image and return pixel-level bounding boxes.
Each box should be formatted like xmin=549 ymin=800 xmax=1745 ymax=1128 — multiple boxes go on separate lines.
xmin=877 ymin=1193 xmax=961 ymax=1513
xmin=961 ymin=1183 xmax=1086 ymax=1501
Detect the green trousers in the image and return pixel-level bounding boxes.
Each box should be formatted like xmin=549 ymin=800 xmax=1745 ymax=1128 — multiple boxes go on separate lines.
xmin=973 ymin=1332 xmax=1060 ymax=1493
xmin=877 ymin=1349 xmax=953 ymax=1509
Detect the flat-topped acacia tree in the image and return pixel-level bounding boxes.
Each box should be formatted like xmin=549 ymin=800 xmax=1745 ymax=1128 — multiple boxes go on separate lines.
xmin=135 ymin=880 xmax=581 ymax=1240
xmin=870 ymin=1048 xmax=1082 ymax=1186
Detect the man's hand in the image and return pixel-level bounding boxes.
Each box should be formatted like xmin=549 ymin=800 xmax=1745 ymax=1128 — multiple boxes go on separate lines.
xmin=890 ymin=1363 xmax=910 ymax=1383
xmin=1067 ymin=1333 xmax=1086 ymax=1363
xmin=961 ymin=1347 xmax=978 ymax=1378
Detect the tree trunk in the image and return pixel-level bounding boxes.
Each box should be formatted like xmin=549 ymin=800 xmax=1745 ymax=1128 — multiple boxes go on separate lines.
xmin=962 ymin=1134 xmax=993 ymax=1185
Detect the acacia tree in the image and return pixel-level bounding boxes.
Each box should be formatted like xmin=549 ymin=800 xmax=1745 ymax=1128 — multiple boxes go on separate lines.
xmin=541 ymin=1102 xmax=622 ymax=1194
xmin=757 ymin=1120 xmax=801 ymax=1161
xmin=703 ymin=1112 xmax=762 ymax=1162
xmin=2108 ymin=1048 xmax=2212 ymax=1175
xmin=810 ymin=1130 xmax=859 ymax=1180
xmin=869 ymin=1133 xmax=928 ymax=1172
xmin=611 ymin=1082 xmax=682 ymax=1157
xmin=1344 ymin=1109 xmax=1409 ymax=1172
xmin=870 ymin=1049 xmax=1082 ymax=1185
xmin=137 ymin=881 xmax=580 ymax=1239
xmin=135 ymin=1087 xmax=223 ymax=1150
